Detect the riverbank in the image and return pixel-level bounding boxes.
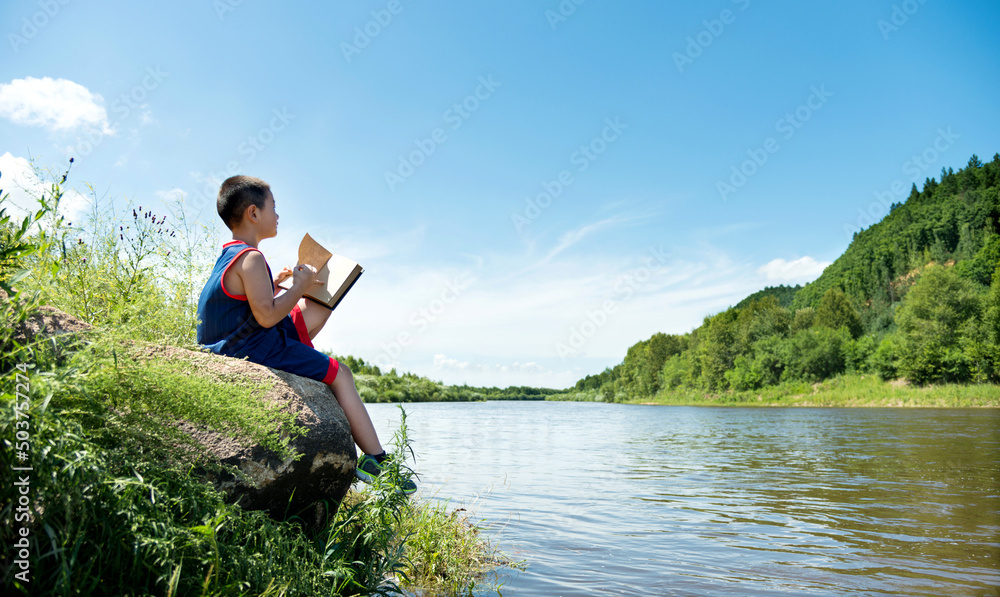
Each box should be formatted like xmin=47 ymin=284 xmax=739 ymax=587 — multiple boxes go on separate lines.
xmin=0 ymin=340 xmax=509 ymax=596
xmin=645 ymin=374 xmax=999 ymax=407
xmin=554 ymin=374 xmax=998 ymax=407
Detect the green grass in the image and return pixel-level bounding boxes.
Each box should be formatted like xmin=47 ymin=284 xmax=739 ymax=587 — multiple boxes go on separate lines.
xmin=0 ymin=390 xmax=344 ymax=596
xmin=1 ymin=349 xmax=513 ymax=596
xmin=611 ymin=373 xmax=1000 ymax=407
xmin=395 ymin=497 xmax=519 ymax=596
xmin=84 ymin=343 xmax=305 ymax=461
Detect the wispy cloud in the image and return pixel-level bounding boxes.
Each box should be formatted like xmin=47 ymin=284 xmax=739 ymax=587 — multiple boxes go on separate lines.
xmin=513 ymin=213 xmax=648 ymax=277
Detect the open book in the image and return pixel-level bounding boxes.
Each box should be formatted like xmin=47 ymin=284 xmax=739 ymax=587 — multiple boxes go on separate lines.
xmin=276 ymin=233 xmax=363 ymax=311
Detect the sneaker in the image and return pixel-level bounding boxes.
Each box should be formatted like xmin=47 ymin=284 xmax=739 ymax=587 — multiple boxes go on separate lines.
xmin=355 ymin=453 xmax=417 ymax=495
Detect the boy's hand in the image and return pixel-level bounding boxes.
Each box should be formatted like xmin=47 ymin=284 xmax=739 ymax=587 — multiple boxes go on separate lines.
xmin=291 ymin=263 xmax=323 ymax=289
xmin=274 ymin=266 xmax=293 ymax=286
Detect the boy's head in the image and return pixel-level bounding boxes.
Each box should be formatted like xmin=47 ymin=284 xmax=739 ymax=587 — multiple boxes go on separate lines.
xmin=217 ymin=175 xmax=273 ymax=231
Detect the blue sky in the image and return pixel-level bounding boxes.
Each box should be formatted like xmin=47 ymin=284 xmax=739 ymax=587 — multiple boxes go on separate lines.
xmin=2 ymin=0 xmax=999 ymax=388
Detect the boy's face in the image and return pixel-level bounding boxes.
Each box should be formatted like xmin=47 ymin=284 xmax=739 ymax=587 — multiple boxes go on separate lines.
xmin=259 ymin=191 xmax=279 ymax=238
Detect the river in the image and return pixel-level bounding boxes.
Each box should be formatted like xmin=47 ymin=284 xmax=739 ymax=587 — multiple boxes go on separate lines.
xmin=365 ymin=401 xmax=1000 ymax=596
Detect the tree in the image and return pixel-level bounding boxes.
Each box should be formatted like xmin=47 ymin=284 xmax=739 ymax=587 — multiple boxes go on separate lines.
xmin=871 ymin=333 xmax=902 ymax=380
xmin=987 ymin=266 xmax=1000 ymax=346
xmin=696 ymin=308 xmax=740 ymax=390
xmin=734 ymin=296 xmax=791 ymax=353
xmin=843 ymin=335 xmax=877 ymax=373
xmin=780 ymin=327 xmax=849 ymax=383
xmin=659 ymin=351 xmax=696 ymax=390
xmin=962 ymin=265 xmax=1000 ymax=382
xmin=955 ymin=233 xmax=1000 ymax=286
xmin=631 ymin=333 xmax=686 ymax=396
xmin=725 ymin=335 xmax=785 ymax=390
xmin=814 ymin=287 xmax=863 ymax=338
xmin=791 ymin=307 xmax=815 ymax=332
xmin=895 ymin=264 xmax=981 ymax=383
xmin=569 ymin=153 xmax=1000 ymax=393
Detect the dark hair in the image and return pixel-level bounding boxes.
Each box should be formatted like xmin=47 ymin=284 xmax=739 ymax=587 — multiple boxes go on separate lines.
xmin=217 ymin=175 xmax=271 ymax=230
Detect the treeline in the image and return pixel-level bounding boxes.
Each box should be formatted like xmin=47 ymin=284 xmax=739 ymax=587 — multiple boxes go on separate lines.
xmin=329 ymin=355 xmax=565 ymax=402
xmin=575 ymin=154 xmax=1000 ymax=402
xmin=330 ymin=355 xmax=488 ymax=403
xmin=473 ymin=385 xmax=562 ymax=400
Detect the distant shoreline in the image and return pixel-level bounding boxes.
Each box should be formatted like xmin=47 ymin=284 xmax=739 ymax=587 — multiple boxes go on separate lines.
xmin=550 ymin=374 xmax=999 ymax=408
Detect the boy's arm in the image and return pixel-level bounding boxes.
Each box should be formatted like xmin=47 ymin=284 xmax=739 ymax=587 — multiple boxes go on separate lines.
xmin=238 ymin=251 xmax=314 ymax=328
xmin=273 ymin=266 xmax=293 ymax=297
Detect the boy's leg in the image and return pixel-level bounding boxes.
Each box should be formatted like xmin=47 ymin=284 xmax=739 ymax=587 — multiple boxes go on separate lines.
xmin=264 ymin=323 xmax=387 ymax=460
xmin=298 ymin=297 xmax=333 ymax=340
xmin=329 ymin=364 xmax=384 ymax=456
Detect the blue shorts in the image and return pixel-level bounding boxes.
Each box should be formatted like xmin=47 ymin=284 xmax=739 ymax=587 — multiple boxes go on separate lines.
xmin=233 ymin=304 xmax=340 ymax=385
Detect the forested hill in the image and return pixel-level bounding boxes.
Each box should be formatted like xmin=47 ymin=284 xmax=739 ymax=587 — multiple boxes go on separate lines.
xmin=574 ymin=154 xmax=1000 ymax=401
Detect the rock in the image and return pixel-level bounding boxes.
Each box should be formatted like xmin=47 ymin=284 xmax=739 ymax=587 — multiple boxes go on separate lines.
xmin=6 ymin=301 xmax=357 ymax=524
xmin=126 ymin=341 xmax=358 ymax=525
xmin=9 ymin=304 xmax=94 ymax=344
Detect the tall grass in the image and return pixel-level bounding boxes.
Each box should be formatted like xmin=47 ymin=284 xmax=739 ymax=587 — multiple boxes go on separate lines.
xmin=0 ymin=163 xmax=509 ymax=596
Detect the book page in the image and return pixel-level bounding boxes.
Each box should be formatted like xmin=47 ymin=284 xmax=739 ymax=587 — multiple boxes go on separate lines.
xmin=324 ymin=255 xmax=361 ymax=300
xmin=298 ymin=232 xmax=333 ymax=270
xmin=276 ymin=233 xmax=363 ymax=309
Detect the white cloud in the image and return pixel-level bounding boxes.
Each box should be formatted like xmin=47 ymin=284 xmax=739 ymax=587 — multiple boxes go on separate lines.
xmin=0 ymin=152 xmax=91 ymax=226
xmin=757 ymin=256 xmax=830 ymax=283
xmin=0 ymin=77 xmax=114 ymax=135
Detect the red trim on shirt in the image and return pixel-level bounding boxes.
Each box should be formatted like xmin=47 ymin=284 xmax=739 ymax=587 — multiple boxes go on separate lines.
xmin=222 ymin=240 xmax=245 ymax=248
xmin=220 ymin=247 xmax=261 ymax=301
xmin=290 ymin=304 xmax=314 ymax=347
xmin=322 ymin=358 xmax=340 ymax=384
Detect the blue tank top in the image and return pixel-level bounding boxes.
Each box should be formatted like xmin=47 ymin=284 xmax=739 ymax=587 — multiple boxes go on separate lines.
xmin=196 ymin=240 xmax=276 ymax=355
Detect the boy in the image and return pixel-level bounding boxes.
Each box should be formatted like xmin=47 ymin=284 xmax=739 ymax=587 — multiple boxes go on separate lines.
xmin=195 ymin=175 xmax=414 ymax=494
